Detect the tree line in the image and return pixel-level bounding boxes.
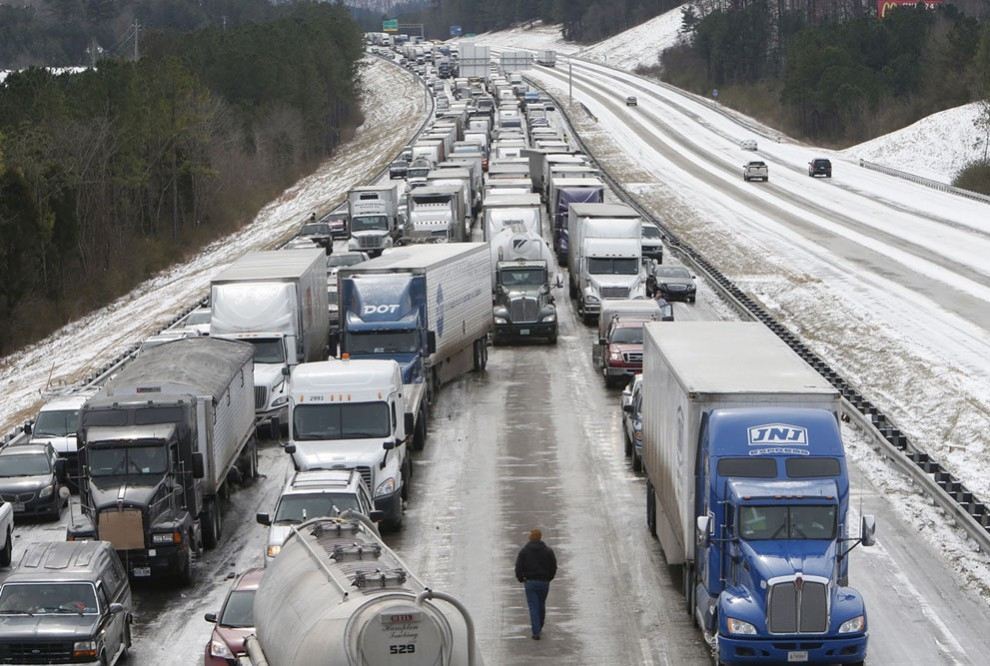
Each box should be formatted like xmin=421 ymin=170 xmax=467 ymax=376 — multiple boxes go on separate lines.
xmin=663 ymin=2 xmax=990 ymax=142
xmin=0 ymin=2 xmax=364 ymax=352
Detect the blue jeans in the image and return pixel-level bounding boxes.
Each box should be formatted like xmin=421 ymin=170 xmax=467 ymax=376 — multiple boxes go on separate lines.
xmin=524 ymin=579 xmax=550 ymax=637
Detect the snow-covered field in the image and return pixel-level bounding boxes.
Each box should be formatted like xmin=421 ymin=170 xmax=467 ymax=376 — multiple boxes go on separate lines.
xmin=450 ymin=21 xmax=577 ymax=54
xmin=580 ymin=4 xmax=689 ymax=70
xmin=844 ymin=101 xmax=990 ymax=184
xmin=0 ymin=57 xmax=426 ymax=431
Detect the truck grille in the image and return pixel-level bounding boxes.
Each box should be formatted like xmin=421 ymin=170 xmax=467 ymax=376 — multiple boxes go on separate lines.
xmin=622 ymin=352 xmax=643 ymax=365
xmin=768 ymin=580 xmax=828 ymax=634
xmin=599 ymin=286 xmax=628 ymax=299
xmin=254 ymin=386 xmax=268 ymax=410
xmin=356 ymin=466 xmax=373 ymax=491
xmin=357 ymin=235 xmax=380 ymax=248
xmin=0 ymin=642 xmax=75 ymax=664
xmin=509 ymin=297 xmax=539 ymax=324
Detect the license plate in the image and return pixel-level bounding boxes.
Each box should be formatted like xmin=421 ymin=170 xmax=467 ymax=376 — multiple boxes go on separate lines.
xmin=788 ymin=651 xmax=808 ymax=663
xmin=11 ymin=503 xmax=24 ymax=512
xmin=132 ymin=567 xmax=151 ymax=578
xmin=519 ymin=329 xmax=530 ymax=335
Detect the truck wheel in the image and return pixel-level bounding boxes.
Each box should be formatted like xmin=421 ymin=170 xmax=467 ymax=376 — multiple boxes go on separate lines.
xmin=479 ymin=339 xmax=488 ymax=369
xmin=624 ymin=433 xmax=632 ymax=457
xmin=569 ymin=280 xmax=577 ymax=299
xmin=176 ymin=542 xmax=194 ymax=586
xmin=646 ymin=482 xmax=657 ymax=537
xmin=202 ymin=502 xmax=221 ymax=550
xmin=413 ymin=411 xmax=427 ymax=452
xmin=0 ymin=529 xmax=11 ymax=567
xmin=384 ymin=497 xmax=403 ymax=532
xmin=632 ymin=450 xmax=642 ymax=472
xmin=684 ymin=562 xmax=695 ymax=617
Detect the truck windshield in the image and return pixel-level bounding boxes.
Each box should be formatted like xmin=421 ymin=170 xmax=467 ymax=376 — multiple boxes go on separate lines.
xmin=609 ymin=327 xmax=643 ymax=344
xmin=88 ymin=445 xmax=168 ymax=476
xmin=588 ymin=258 xmax=639 ymax=275
xmin=248 ymin=339 xmax=285 ymax=364
xmin=293 ymin=403 xmax=390 ymax=440
xmin=408 ymin=167 xmax=431 ymax=178
xmin=0 ymin=582 xmax=99 ymax=615
xmin=351 ymin=216 xmax=389 ymax=233
xmin=33 ymin=409 xmax=79 ymax=437
xmin=346 ymin=331 xmax=418 ymax=354
xmin=500 ymin=268 xmax=545 ymax=287
xmin=739 ymin=505 xmax=836 ymax=540
xmin=0 ymin=453 xmax=51 ymax=477
xmin=273 ymin=493 xmax=362 ymax=523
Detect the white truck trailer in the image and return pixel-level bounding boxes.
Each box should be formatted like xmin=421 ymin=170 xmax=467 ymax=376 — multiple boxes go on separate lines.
xmin=210 ymin=249 xmax=329 ymax=435
xmin=458 ymin=43 xmax=490 ymax=80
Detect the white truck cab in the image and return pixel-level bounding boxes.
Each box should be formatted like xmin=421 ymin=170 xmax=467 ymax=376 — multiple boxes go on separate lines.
xmin=285 ymin=359 xmax=410 ymax=531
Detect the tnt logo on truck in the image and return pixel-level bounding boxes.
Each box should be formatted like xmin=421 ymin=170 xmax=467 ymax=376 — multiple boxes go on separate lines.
xmin=748 ymin=424 xmax=810 ymax=456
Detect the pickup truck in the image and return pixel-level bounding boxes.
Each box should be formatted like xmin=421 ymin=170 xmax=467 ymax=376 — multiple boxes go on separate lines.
xmin=594 ymin=319 xmax=646 ymax=388
xmin=743 ymin=160 xmax=768 ymax=182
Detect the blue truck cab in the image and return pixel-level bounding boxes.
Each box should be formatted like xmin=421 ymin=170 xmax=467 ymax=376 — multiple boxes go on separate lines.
xmin=694 ymin=408 xmax=874 ymax=665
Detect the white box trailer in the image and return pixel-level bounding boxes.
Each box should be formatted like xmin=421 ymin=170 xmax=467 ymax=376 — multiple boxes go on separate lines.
xmin=458 ymin=43 xmax=490 ymax=79
xmin=642 ymin=322 xmax=840 ymax=566
xmin=482 ymin=193 xmax=542 ymax=240
xmin=500 ymin=50 xmax=533 ymax=73
xmin=536 ymin=50 xmax=556 ymax=67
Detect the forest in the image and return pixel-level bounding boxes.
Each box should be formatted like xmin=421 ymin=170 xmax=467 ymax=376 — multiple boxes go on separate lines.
xmin=0 ymin=2 xmax=364 ymax=352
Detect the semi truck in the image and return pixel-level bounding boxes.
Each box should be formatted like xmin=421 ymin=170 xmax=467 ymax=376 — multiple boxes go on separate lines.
xmin=491 ymin=228 xmax=558 ymax=345
xmin=482 ymin=193 xmax=542 ymax=241
xmin=458 ymin=43 xmax=490 ymax=80
xmin=347 ymin=185 xmax=401 ymax=256
xmin=284 ymin=359 xmax=413 ymax=531
xmin=68 ymin=338 xmax=257 ymax=581
xmin=405 ymin=185 xmax=467 ymax=243
xmin=536 ymin=49 xmax=557 ymax=67
xmin=549 ymin=177 xmax=604 ymax=261
xmin=210 ymin=250 xmax=329 ymax=436
xmin=338 ymin=243 xmax=492 ymax=406
xmin=642 ymin=322 xmax=875 ymax=665
xmin=567 ymin=203 xmax=644 ymax=322
xmin=243 ymin=515 xmax=481 ymax=666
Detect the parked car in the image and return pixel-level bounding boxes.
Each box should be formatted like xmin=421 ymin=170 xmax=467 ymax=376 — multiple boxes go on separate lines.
xmin=641 ymin=224 xmax=663 ymax=261
xmin=808 ymin=157 xmax=832 ymax=178
xmin=0 ymin=443 xmax=68 ymax=520
xmin=651 ymin=265 xmax=697 ymax=303
xmin=256 ymin=469 xmax=380 ymax=564
xmin=740 ymin=139 xmax=758 ymax=151
xmin=625 ymin=96 xmax=638 ymax=106
xmin=203 ymin=568 xmax=263 ymax=665
xmin=621 ymin=374 xmax=644 ymax=471
xmin=0 ymin=541 xmax=132 ymax=665
xmin=389 ymin=160 xmax=409 ymax=179
xmin=743 ymin=160 xmax=768 ymax=182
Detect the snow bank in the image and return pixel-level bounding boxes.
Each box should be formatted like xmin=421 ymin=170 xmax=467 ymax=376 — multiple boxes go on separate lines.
xmin=450 ymin=21 xmax=577 ymax=54
xmin=844 ymin=102 xmax=990 ymax=184
xmin=580 ymin=4 xmax=689 ymax=71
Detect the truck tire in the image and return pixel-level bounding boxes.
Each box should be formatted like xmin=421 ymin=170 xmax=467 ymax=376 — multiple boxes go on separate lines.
xmin=176 ymin=540 xmax=194 ymax=586
xmin=684 ymin=562 xmax=695 ymax=617
xmin=0 ymin=529 xmax=10 ymax=567
xmin=412 ymin=410 xmax=427 ymax=452
xmin=384 ymin=497 xmax=403 ymax=532
xmin=479 ymin=338 xmax=488 ymax=369
xmin=569 ymin=279 xmax=577 ymax=300
xmin=202 ymin=501 xmax=222 ymax=550
xmin=646 ymin=481 xmax=657 ymax=537
xmin=632 ymin=450 xmax=642 ymax=472
xmin=624 ymin=431 xmax=632 ymax=457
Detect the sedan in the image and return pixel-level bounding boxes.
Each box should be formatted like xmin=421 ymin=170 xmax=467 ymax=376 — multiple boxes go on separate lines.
xmin=652 ymin=265 xmax=697 ymax=303
xmin=204 ymin=568 xmax=263 ymax=665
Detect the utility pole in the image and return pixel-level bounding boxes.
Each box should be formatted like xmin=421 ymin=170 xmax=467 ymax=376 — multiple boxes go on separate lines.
xmin=132 ymin=20 xmax=140 ymax=61
xmin=222 ymin=15 xmax=227 ymax=32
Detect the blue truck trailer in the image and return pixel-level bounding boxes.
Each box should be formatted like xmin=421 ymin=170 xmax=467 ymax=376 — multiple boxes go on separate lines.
xmin=642 ymin=322 xmax=876 ymax=665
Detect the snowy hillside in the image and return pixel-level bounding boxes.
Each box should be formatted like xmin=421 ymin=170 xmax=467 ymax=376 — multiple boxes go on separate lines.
xmin=580 ymin=4 xmax=689 ymax=70
xmin=451 ymin=22 xmax=578 ymax=54
xmin=844 ymin=102 xmax=989 ymax=184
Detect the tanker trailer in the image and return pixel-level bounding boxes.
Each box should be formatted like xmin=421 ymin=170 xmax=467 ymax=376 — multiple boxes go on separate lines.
xmin=244 ymin=515 xmax=481 ymax=666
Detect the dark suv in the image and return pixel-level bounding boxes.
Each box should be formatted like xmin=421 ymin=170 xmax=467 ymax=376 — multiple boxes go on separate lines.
xmin=808 ymin=158 xmax=832 ymax=178
xmin=0 ymin=443 xmax=68 ymax=520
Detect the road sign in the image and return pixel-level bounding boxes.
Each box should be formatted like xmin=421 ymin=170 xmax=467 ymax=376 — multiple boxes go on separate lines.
xmin=450 ymin=25 xmax=462 ymax=37
xmin=712 ymin=88 xmax=719 ymax=98
xmin=383 ymin=18 xmax=398 ymax=32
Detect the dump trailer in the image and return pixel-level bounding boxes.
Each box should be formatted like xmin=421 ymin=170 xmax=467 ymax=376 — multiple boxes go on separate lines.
xmin=338 ymin=243 xmax=492 ymax=407
xmin=642 ymin=322 xmax=875 ymax=665
xmin=244 ymin=516 xmax=482 ymax=666
xmin=69 ymin=338 xmax=256 ymax=581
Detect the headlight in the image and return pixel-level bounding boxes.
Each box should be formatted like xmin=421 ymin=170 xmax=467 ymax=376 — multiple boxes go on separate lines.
xmin=838 ymin=615 xmax=866 ymax=633
xmin=266 ymin=544 xmax=282 ymax=558
xmin=726 ymin=617 xmax=757 ymax=635
xmin=494 ymin=317 xmax=508 ymax=325
xmin=585 ymin=294 xmax=599 ymax=304
xmin=609 ymin=350 xmax=623 ymax=361
xmin=72 ymin=641 xmax=97 ymax=659
xmin=210 ymin=639 xmax=235 ymax=659
xmin=152 ymin=532 xmax=181 ymax=545
xmin=272 ymin=395 xmax=289 ymax=407
xmin=38 ymin=484 xmax=54 ymax=498
xmin=375 ymin=476 xmax=397 ymax=497
xmin=540 ymin=312 xmax=556 ymax=322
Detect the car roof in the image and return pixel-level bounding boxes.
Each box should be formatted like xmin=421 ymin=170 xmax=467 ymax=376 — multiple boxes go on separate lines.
xmin=38 ymin=393 xmax=91 ymax=411
xmin=2 ymin=443 xmax=49 ymax=455
xmin=284 ymin=468 xmax=366 ymax=494
xmin=7 ymin=542 xmax=115 ymax=583
xmin=231 ymin=567 xmax=264 ymax=591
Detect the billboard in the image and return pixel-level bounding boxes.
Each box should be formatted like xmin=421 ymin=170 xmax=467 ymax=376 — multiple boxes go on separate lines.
xmin=382 ymin=18 xmax=398 ymax=32
xmin=450 ymin=25 xmax=462 ymax=37
xmin=877 ymin=0 xmax=943 ymax=18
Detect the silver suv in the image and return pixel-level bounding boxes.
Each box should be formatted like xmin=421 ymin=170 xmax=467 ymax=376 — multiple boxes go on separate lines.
xmin=256 ymin=469 xmax=379 ymax=564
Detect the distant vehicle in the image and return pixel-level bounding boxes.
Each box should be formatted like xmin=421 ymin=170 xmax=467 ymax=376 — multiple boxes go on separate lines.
xmin=536 ymin=50 xmax=556 ymax=67
xmin=808 ymin=157 xmax=832 ymax=178
xmin=298 ymin=222 xmax=333 ymax=251
xmin=203 ymin=568 xmax=263 ymax=665
xmin=641 ymin=224 xmax=663 ymax=261
xmin=27 ymin=391 xmax=93 ymax=488
xmin=652 ymin=265 xmax=696 ymax=302
xmin=740 ymin=139 xmax=758 ymax=151
xmin=388 ymin=160 xmax=408 ymax=179
xmin=743 ymin=160 xmax=768 ymax=182
xmin=621 ymin=374 xmax=644 ymax=470
xmin=625 ymin=96 xmax=638 ymax=107
xmin=180 ymin=307 xmax=212 ymax=336
xmin=326 ymin=209 xmax=349 ymax=239
xmin=256 ymin=469 xmax=378 ymax=564
xmin=326 ymin=251 xmax=369 ymax=282
xmin=0 ymin=443 xmax=68 ymax=520
xmin=0 ymin=541 xmax=132 ymax=665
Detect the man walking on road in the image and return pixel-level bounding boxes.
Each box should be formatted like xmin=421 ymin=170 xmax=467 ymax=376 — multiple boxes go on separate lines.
xmin=515 ymin=529 xmax=557 ymax=640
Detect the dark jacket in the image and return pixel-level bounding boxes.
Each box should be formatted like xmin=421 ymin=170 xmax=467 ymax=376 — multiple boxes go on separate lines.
xmin=515 ymin=540 xmax=557 ymax=583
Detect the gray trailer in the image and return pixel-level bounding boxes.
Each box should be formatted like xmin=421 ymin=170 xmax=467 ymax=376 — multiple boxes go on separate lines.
xmin=70 ymin=338 xmax=256 ymax=581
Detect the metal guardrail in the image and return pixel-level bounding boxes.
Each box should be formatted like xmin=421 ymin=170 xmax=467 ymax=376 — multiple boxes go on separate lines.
xmin=1 ymin=54 xmax=436 ymax=449
xmin=858 ymin=158 xmax=990 ymax=205
xmin=536 ymin=81 xmax=990 ymax=554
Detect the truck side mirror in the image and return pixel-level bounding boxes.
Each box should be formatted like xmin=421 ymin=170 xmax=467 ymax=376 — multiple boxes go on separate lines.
xmin=860 ymin=514 xmax=877 ymax=547
xmin=622 ymin=404 xmax=633 ymax=413
xmin=369 ymin=510 xmax=386 ymax=523
xmin=404 ymin=413 xmax=415 ymax=434
xmin=256 ymin=512 xmax=271 ymax=526
xmin=109 ymin=602 xmax=125 ymax=615
xmin=382 ymin=439 xmax=397 ymax=451
xmin=281 ymin=366 xmax=290 ymax=377
xmin=427 ymin=331 xmax=437 ymax=354
xmin=192 ymin=453 xmax=205 ymax=479
xmin=283 ymin=444 xmax=296 ymax=455
xmin=696 ymin=515 xmax=711 ymax=547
